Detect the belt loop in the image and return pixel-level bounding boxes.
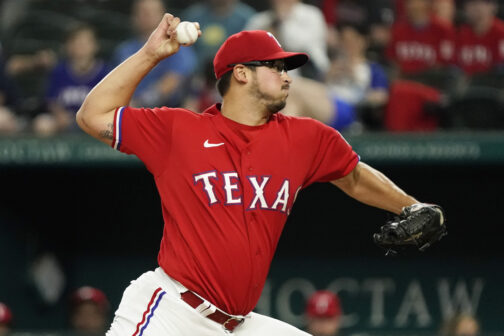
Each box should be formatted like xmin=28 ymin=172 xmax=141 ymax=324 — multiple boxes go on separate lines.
xmin=180 ymin=291 xmax=245 ymax=333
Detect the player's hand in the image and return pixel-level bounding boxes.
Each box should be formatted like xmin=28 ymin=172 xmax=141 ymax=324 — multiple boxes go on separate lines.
xmin=373 ymin=203 xmax=447 ymax=256
xmin=140 ymin=14 xmax=201 ymax=63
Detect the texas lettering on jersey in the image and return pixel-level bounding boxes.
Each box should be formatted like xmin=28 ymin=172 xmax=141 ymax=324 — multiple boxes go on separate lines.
xmin=193 ymin=171 xmax=300 ymax=214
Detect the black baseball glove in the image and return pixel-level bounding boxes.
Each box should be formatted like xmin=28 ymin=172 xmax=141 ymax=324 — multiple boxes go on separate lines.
xmin=373 ymin=203 xmax=447 ymax=256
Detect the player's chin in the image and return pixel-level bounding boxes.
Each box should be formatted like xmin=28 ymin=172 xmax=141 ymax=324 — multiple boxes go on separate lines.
xmin=267 ymin=100 xmax=287 ymax=114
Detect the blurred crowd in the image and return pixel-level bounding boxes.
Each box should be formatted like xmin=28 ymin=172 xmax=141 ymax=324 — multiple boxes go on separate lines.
xmin=1 ymin=286 xmax=110 ymax=335
xmin=303 ymin=290 xmax=481 ymax=336
xmin=0 ymin=0 xmax=504 ymax=136
xmin=0 ymin=289 xmax=482 ymax=335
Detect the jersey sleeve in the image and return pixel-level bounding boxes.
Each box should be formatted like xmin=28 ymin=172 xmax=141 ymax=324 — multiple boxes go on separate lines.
xmin=302 ymin=119 xmax=360 ymax=187
xmin=111 ymin=106 xmax=177 ymax=175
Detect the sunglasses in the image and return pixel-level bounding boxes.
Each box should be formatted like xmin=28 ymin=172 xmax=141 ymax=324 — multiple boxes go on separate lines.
xmin=229 ymin=60 xmax=288 ymax=74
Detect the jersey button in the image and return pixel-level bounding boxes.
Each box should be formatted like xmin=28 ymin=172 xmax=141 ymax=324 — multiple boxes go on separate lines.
xmin=247 ymin=151 xmax=251 ymax=155
xmin=248 ymin=167 xmax=253 ymax=172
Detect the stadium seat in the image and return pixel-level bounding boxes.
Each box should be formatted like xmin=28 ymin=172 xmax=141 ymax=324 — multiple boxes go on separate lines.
xmin=446 ymin=86 xmax=504 ymax=129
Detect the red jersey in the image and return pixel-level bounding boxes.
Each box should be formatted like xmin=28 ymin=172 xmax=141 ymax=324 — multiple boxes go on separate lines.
xmin=111 ymin=104 xmax=359 ymax=315
xmin=455 ymin=18 xmax=504 ymax=75
xmin=386 ymin=17 xmax=455 ymax=74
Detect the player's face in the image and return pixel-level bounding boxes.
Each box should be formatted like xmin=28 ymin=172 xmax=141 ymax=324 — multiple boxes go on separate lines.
xmin=248 ymin=60 xmax=292 ymax=114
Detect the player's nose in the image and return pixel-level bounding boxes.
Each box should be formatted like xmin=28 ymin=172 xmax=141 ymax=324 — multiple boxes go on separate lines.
xmin=281 ymin=71 xmax=292 ymax=84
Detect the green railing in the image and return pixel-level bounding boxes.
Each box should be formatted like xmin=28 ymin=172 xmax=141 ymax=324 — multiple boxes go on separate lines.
xmin=0 ymin=132 xmax=503 ymax=166
xmin=349 ymin=132 xmax=504 ymax=165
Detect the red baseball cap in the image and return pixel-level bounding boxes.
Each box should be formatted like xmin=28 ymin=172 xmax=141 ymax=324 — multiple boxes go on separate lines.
xmin=306 ymin=290 xmax=342 ymax=318
xmin=71 ymin=286 xmax=109 ymax=311
xmin=0 ymin=303 xmax=13 ymax=325
xmin=213 ymin=30 xmax=309 ymax=79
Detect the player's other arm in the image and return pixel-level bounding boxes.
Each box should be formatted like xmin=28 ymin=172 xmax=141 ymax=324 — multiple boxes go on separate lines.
xmin=76 ymin=14 xmax=200 ymax=145
xmin=331 ymin=162 xmax=418 ymax=215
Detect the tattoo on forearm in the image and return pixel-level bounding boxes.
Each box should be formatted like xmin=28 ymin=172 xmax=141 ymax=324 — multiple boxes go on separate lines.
xmin=99 ymin=123 xmax=114 ymax=140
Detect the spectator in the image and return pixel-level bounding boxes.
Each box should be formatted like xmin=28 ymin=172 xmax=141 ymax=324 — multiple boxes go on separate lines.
xmin=113 ymin=0 xmax=196 ymax=107
xmin=33 ymin=23 xmax=110 ymax=135
xmin=440 ymin=314 xmax=481 ymax=336
xmin=384 ymin=79 xmax=441 ymax=131
xmin=320 ymin=0 xmax=395 ymax=52
xmin=326 ymin=24 xmax=389 ymax=127
xmin=183 ymin=60 xmax=221 ymax=113
xmin=432 ymin=0 xmax=456 ymax=27
xmin=304 ymin=290 xmax=342 ymax=336
xmin=386 ymin=0 xmax=455 ymax=77
xmin=282 ymin=24 xmax=388 ymax=131
xmin=182 ymin=0 xmax=255 ymax=71
xmin=69 ymin=286 xmax=109 ymax=336
xmin=454 ymin=0 xmax=504 ymax=75
xmin=0 ymin=302 xmax=12 ymax=336
xmin=246 ymin=0 xmax=330 ymax=79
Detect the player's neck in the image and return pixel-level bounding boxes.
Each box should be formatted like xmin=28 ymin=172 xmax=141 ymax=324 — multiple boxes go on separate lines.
xmin=220 ymin=98 xmax=270 ymax=126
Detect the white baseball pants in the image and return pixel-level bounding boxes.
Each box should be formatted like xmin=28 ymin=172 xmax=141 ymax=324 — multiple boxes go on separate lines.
xmin=106 ymin=267 xmax=311 ymax=336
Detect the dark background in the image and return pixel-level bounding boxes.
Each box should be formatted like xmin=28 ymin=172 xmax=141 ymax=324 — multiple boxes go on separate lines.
xmin=0 ymin=160 xmax=502 ymax=331
xmin=1 ymin=163 xmax=500 ymax=260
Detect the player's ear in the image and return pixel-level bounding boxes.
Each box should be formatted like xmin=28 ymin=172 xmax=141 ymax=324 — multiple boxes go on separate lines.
xmin=232 ymin=65 xmax=249 ymax=84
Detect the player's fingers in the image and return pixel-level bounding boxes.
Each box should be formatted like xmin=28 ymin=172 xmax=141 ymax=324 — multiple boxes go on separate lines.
xmin=160 ymin=13 xmax=174 ymax=30
xmin=167 ymin=16 xmax=181 ymax=41
xmin=163 ymin=13 xmax=174 ymax=23
xmin=193 ymin=22 xmax=202 ymax=36
xmin=154 ymin=13 xmax=174 ymax=39
xmin=169 ymin=16 xmax=181 ymax=28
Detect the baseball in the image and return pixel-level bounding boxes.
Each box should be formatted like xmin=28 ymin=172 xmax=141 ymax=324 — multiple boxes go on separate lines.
xmin=176 ymin=21 xmax=198 ymax=45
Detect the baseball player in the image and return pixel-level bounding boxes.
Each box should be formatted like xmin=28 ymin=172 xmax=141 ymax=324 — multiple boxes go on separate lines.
xmin=77 ymin=14 xmax=446 ymax=336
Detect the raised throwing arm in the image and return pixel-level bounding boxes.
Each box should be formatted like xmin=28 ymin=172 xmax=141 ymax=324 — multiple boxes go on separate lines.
xmin=76 ymin=14 xmax=200 ymax=145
